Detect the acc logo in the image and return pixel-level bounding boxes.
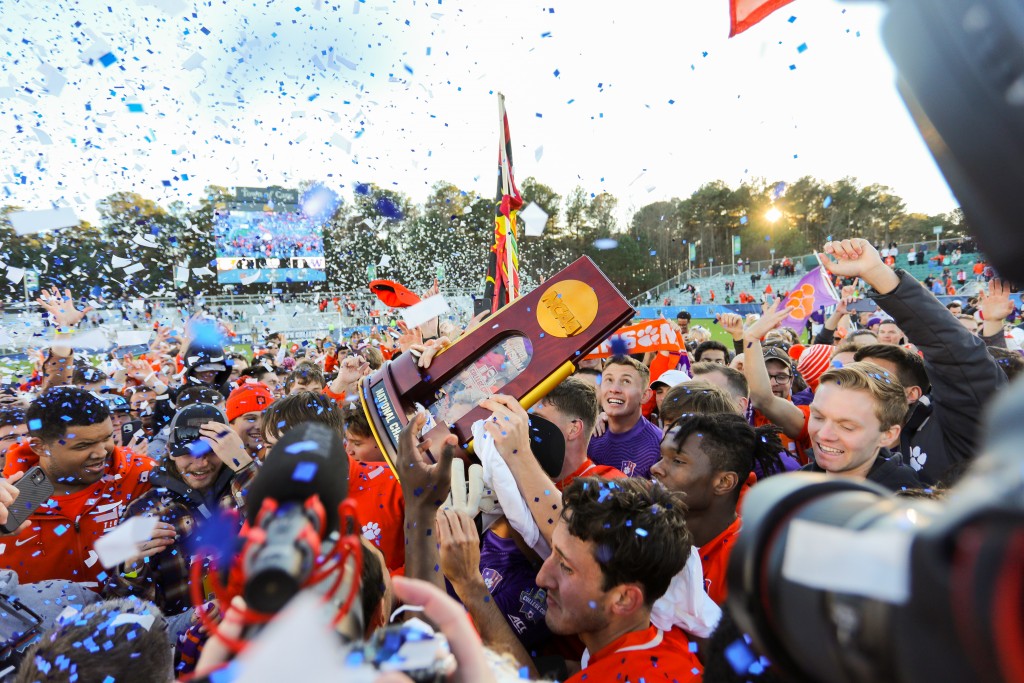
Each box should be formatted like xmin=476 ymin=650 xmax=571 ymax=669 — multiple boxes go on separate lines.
xmin=536 ymin=280 xmax=599 ymax=338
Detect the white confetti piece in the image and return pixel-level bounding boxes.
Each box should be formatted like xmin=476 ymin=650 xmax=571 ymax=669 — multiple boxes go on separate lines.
xmin=112 ymin=256 xmax=132 ymax=268
xmin=123 ymin=263 xmax=145 ymax=275
xmin=519 ymin=202 xmax=550 ymax=237
xmin=94 ymin=516 xmax=159 ymax=569
xmin=403 ymin=294 xmax=450 ymax=329
xmin=132 ymin=234 xmax=160 ymax=249
xmin=240 ymin=270 xmax=262 ymax=286
xmin=116 ymin=330 xmax=151 ymax=346
xmin=330 ymin=133 xmax=352 ymax=154
xmin=8 ymin=207 xmax=79 ymax=235
xmin=5 ymin=267 xmax=24 ymax=285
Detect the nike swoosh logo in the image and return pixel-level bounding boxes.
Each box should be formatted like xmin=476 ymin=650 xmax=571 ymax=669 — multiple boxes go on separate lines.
xmin=14 ymin=535 xmax=37 ymax=547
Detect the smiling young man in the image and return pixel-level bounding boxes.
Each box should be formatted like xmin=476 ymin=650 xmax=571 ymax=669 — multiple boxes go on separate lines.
xmin=587 ymin=357 xmax=663 ymax=479
xmin=652 ymin=414 xmax=786 ymax=605
xmin=535 ymin=477 xmax=702 ymax=683
xmin=804 ymin=362 xmax=921 ymax=491
xmin=225 ymin=381 xmax=274 ymax=461
xmin=1 ymin=387 xmax=156 ymax=586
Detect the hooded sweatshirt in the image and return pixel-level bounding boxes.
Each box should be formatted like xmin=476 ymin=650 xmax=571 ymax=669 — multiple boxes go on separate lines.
xmin=1 ymin=442 xmax=155 ymax=587
xmin=104 ymin=460 xmax=257 ymax=615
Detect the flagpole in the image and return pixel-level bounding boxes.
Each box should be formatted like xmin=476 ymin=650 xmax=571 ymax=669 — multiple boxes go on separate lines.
xmin=498 ymin=93 xmax=518 ymax=305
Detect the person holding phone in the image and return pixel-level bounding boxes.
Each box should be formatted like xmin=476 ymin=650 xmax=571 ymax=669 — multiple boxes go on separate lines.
xmin=1 ymin=387 xmax=157 ymax=586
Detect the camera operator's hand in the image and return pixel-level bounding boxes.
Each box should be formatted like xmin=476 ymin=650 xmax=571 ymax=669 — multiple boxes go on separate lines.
xmin=592 ymin=410 xmax=608 ymax=438
xmin=436 ymin=508 xmax=484 ymax=592
xmin=375 ymin=577 xmax=497 ymax=683
xmin=199 ymin=422 xmax=254 ymax=472
xmin=819 ymin=239 xmax=900 ymax=295
xmin=0 ymin=472 xmax=31 ymax=536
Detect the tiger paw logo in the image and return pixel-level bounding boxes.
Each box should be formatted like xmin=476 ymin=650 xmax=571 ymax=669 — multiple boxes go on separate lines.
xmin=787 ymin=284 xmax=817 ymax=321
xmin=908 ymin=446 xmax=928 ymax=472
xmin=361 ymin=521 xmax=381 ymax=542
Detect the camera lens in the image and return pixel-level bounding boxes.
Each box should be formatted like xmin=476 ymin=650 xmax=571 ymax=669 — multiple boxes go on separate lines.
xmin=728 ymin=473 xmax=941 ymax=683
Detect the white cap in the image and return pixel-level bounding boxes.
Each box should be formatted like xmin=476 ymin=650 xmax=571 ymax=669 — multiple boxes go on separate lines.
xmin=650 ymin=369 xmax=691 ymax=390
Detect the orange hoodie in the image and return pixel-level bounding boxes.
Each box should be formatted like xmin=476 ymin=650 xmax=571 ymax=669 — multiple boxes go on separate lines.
xmin=0 ymin=442 xmax=155 ymax=587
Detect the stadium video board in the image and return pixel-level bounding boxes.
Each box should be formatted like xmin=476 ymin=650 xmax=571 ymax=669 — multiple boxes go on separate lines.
xmin=214 ymin=187 xmax=327 ymax=285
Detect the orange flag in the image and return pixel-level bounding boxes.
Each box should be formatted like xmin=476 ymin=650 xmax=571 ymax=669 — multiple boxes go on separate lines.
xmin=730 ymin=0 xmax=796 ymax=36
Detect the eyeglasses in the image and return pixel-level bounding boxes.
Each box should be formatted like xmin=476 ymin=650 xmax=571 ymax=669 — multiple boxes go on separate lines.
xmin=768 ymin=373 xmax=793 ymax=384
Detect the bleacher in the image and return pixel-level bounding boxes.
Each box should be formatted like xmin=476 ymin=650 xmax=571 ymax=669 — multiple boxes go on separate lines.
xmin=632 ymin=250 xmax=988 ymax=320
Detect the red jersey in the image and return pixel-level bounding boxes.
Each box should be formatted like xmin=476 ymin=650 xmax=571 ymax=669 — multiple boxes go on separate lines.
xmin=753 ymin=404 xmax=812 ymax=465
xmin=699 ymin=515 xmax=742 ymax=606
xmin=323 ymin=354 xmax=338 ymax=374
xmin=556 ymin=458 xmax=625 ymax=492
xmin=568 ymin=624 xmax=702 ymax=683
xmin=1 ymin=442 xmax=155 ymax=586
xmin=348 ymin=456 xmax=405 ymax=573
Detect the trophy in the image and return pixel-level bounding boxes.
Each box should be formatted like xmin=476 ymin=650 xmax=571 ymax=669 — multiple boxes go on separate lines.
xmin=360 ymin=256 xmax=635 ymax=476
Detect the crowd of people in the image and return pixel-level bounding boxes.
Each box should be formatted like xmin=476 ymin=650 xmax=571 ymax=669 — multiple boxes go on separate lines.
xmin=0 ymin=237 xmax=1016 ymax=682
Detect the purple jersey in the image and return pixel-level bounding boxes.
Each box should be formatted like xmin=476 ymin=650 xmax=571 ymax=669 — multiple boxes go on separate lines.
xmin=587 ymin=417 xmax=663 ymax=479
xmin=478 ymin=529 xmax=552 ymax=653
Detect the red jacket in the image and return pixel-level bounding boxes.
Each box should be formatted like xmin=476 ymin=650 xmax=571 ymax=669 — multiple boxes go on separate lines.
xmin=0 ymin=442 xmax=155 ymax=587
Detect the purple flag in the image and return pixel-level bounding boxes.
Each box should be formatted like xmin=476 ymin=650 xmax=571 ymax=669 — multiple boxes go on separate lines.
xmin=779 ymin=266 xmax=839 ymax=332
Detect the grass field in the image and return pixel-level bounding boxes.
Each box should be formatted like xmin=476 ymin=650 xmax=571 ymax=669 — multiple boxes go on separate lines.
xmin=693 ymin=319 xmax=736 ymax=347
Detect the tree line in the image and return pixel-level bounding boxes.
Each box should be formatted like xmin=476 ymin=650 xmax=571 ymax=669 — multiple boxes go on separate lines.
xmin=0 ymin=175 xmax=968 ymax=302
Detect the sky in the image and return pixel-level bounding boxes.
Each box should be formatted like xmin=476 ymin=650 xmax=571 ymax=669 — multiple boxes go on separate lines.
xmin=1 ymin=0 xmax=959 ymax=228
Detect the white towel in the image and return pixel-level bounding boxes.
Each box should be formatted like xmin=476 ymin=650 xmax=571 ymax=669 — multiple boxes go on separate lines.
xmin=650 ymin=546 xmax=723 ymax=638
xmin=471 ymin=420 xmax=551 ymax=558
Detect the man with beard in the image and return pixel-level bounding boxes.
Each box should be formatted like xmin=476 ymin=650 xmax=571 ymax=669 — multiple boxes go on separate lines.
xmin=1 ymin=388 xmax=156 ymax=585
xmin=105 ymin=403 xmax=260 ymax=614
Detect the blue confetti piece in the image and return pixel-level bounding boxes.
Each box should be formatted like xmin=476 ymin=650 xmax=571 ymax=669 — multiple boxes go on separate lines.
xmin=28 ymin=418 xmax=42 ymax=431
xmin=823 ymin=195 xmax=833 ymax=208
xmin=54 ymin=524 xmax=68 ymax=536
xmin=292 ymin=462 xmax=317 ymax=482
xmin=98 ymin=52 xmax=116 ymax=67
xmin=797 ymin=43 xmax=808 ymax=53
xmin=127 ymin=103 xmax=143 ymax=113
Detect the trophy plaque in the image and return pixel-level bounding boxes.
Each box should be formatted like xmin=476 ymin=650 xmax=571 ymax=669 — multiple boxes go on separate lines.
xmin=360 ymin=256 xmax=635 ymax=476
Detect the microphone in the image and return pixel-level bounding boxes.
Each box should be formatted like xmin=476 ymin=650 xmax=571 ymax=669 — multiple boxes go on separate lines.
xmin=242 ymin=423 xmax=351 ymax=613
xmin=244 ymin=422 xmax=350 ymax=535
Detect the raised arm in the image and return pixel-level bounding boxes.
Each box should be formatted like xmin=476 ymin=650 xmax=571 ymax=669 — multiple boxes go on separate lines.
xmin=739 ymin=302 xmax=808 ymax=439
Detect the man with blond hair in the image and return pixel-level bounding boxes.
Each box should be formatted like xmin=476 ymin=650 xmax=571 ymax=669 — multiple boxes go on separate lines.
xmin=587 ymin=356 xmax=663 ymax=478
xmin=804 ymin=361 xmax=921 ymax=491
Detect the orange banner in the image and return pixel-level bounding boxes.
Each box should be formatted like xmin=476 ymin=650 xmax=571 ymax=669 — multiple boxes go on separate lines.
xmin=583 ymin=319 xmax=683 ymax=360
